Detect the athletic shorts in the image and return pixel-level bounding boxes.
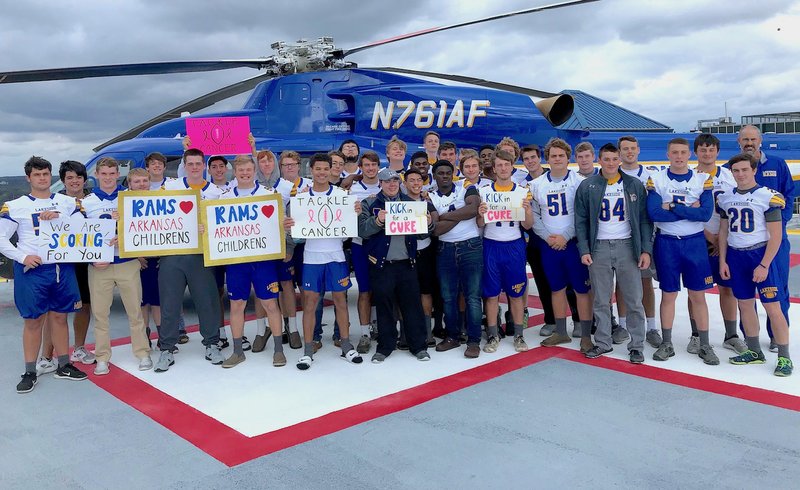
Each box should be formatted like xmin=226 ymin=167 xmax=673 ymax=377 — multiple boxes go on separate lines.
xmin=727 ymin=246 xmax=782 ymax=303
xmin=285 ymin=243 xmax=305 ymax=287
xmin=482 ymin=238 xmax=527 ymax=298
xmin=14 ymin=262 xmax=81 ymax=319
xmin=350 ymin=242 xmax=371 ymax=292
xmin=707 ymin=250 xmax=730 ymax=288
xmin=302 ymin=261 xmax=351 ymax=294
xmin=416 ymin=244 xmax=437 ymax=295
xmin=540 ymin=239 xmax=591 ymax=294
xmin=212 ymin=265 xmax=225 ymax=290
xmin=653 ymin=232 xmax=713 ymax=293
xmin=74 ymin=262 xmax=91 ymax=305
xmin=277 ymin=258 xmax=295 ymax=283
xmin=140 ymin=257 xmax=160 ymax=306
xmin=226 ymin=260 xmax=280 ymax=301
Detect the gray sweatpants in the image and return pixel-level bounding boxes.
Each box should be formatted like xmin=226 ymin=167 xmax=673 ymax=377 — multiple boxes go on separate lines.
xmin=157 ymin=254 xmax=221 ymax=351
xmin=588 ymin=239 xmax=645 ymax=352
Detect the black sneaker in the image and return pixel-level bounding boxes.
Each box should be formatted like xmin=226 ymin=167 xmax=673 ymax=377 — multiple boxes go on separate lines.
xmin=16 ymin=372 xmax=37 ymax=394
xmin=242 ymin=336 xmax=251 ymax=351
xmin=629 ymin=350 xmax=645 ymax=364
xmin=54 ymin=363 xmax=87 ymax=381
xmin=217 ymin=339 xmax=230 ymax=349
xmin=585 ymin=346 xmax=613 ymax=359
xmin=177 ymin=332 xmax=189 ymax=344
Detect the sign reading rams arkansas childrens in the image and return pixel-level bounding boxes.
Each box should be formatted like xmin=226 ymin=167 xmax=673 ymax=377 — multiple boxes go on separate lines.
xmin=200 ymin=194 xmax=285 ymax=267
xmin=290 ymin=194 xmax=358 ymax=239
xmin=118 ymin=189 xmax=202 ymax=257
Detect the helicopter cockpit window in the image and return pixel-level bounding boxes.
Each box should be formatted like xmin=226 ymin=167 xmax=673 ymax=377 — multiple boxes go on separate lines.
xmin=164 ymin=156 xmax=185 ymax=179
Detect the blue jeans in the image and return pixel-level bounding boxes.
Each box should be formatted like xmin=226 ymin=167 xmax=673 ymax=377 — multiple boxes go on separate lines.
xmin=437 ymin=237 xmax=483 ymax=344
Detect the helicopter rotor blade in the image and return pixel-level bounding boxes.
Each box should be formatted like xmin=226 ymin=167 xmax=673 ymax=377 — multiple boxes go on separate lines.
xmin=0 ymin=59 xmax=273 ymax=84
xmin=92 ymin=72 xmax=275 ymax=152
xmin=366 ymin=66 xmax=574 ymax=126
xmin=341 ymin=0 xmax=600 ymax=57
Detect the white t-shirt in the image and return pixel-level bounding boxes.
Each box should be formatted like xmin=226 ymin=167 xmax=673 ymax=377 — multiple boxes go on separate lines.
xmin=296 ymin=185 xmax=348 ymax=264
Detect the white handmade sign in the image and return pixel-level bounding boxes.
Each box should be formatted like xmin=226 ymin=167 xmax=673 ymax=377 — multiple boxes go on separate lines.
xmin=118 ymin=189 xmax=201 ymax=257
xmin=385 ymin=200 xmax=428 ymax=235
xmin=290 ymin=194 xmax=358 ymax=238
xmin=200 ymin=194 xmax=285 ymax=266
xmin=480 ymin=189 xmax=527 ymax=223
xmin=37 ymin=217 xmax=115 ymax=263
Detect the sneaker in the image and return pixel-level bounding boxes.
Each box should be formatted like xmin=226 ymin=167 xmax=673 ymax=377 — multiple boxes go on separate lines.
xmin=356 ymin=335 xmax=371 ymax=354
xmin=217 ymin=339 xmax=230 ymax=349
xmin=580 ymin=337 xmax=594 ymax=353
xmin=416 ymin=351 xmax=431 ymax=361
xmin=371 ymin=353 xmax=386 ymax=364
xmin=333 ymin=334 xmax=342 ymax=347
xmin=241 ymin=336 xmax=251 ymax=351
xmin=341 ymin=349 xmax=363 ymax=364
xmin=432 ymin=326 xmax=447 ymax=340
xmin=585 ymin=345 xmax=612 ymax=359
xmin=36 ymin=357 xmax=57 ymax=376
xmin=464 ymin=343 xmax=480 ymax=359
xmin=54 ymin=363 xmax=87 ymax=381
xmin=397 ymin=340 xmax=409 ymax=351
xmin=629 ymin=350 xmax=645 ymax=364
xmin=427 ymin=337 xmax=436 ymax=348
xmin=251 ymin=333 xmax=270 ymax=353
xmin=16 ymin=372 xmax=37 ymax=394
xmin=653 ymin=342 xmax=675 ymax=361
xmin=686 ymin=336 xmax=700 ymax=354
xmin=70 ymin=346 xmax=96 ymax=365
xmin=177 ymin=333 xmax=189 ymax=344
xmin=571 ymin=324 xmax=582 ymax=338
xmin=205 ymin=346 xmax=224 ymax=365
xmin=313 ymin=340 xmax=322 ymax=353
xmin=154 ymin=351 xmax=175 ymax=373
xmin=273 ymin=352 xmax=287 ymax=367
xmin=774 ymin=357 xmax=793 ymax=377
xmin=722 ymin=336 xmax=747 ymax=354
xmin=513 ymin=335 xmax=529 ymax=352
xmin=540 ymin=324 xmax=556 ymax=337
xmin=540 ymin=333 xmax=572 ymax=347
xmin=289 ymin=331 xmax=302 ymax=349
xmin=435 ymin=337 xmax=461 ymax=352
xmin=138 ymin=356 xmax=153 ymax=371
xmin=729 ymin=349 xmax=766 ymax=365
xmin=769 ymin=339 xmax=778 ymax=353
xmin=459 ymin=332 xmax=468 ymax=343
xmin=483 ymin=335 xmax=500 ymax=353
xmin=645 ymin=330 xmax=662 ymax=349
xmin=94 ymin=361 xmax=110 ymax=376
xmin=296 ymin=355 xmax=313 ymax=370
xmin=698 ymin=345 xmax=720 ymax=365
xmin=222 ymin=352 xmax=246 ymax=368
xmin=611 ymin=327 xmax=630 ymax=344
xmin=370 ymin=323 xmax=379 ymax=341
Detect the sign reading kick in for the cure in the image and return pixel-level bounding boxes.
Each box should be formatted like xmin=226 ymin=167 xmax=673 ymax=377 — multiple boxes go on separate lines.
xmin=479 ymin=188 xmax=527 ymax=223
xmin=290 ymin=194 xmax=358 ymax=238
xmin=37 ymin=218 xmax=115 ymax=263
xmin=118 ymin=190 xmax=202 ymax=257
xmin=385 ymin=200 xmax=428 ymax=235
xmin=200 ymin=194 xmax=286 ymax=266
xmin=185 ymin=116 xmax=251 ymax=156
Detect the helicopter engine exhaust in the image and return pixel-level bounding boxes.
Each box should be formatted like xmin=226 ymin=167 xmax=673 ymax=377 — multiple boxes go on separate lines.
xmin=535 ymin=94 xmax=573 ymax=127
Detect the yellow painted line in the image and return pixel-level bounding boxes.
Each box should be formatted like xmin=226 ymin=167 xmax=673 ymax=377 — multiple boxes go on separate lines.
xmin=788 ymin=229 xmax=800 ymax=235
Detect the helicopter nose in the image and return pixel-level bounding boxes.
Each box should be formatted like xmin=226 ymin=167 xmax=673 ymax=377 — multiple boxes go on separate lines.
xmin=535 ymin=94 xmax=574 ymax=127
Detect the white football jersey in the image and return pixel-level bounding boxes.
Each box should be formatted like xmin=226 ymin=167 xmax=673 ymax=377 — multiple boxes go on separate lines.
xmin=0 ymin=193 xmax=82 ymax=264
xmin=456 ymin=177 xmax=493 ymax=191
xmin=702 ymin=166 xmax=736 ymax=234
xmin=273 ymin=177 xmax=311 ymax=206
xmin=82 ymin=187 xmax=124 ymax=257
xmin=529 ymin=170 xmax=583 ymax=241
xmin=620 ymin=165 xmax=650 ymax=185
xmin=164 ymin=177 xmax=225 ymax=200
xmin=596 ymin=179 xmax=632 ymax=240
xmin=510 ymin=167 xmax=530 ymax=186
xmin=224 ymin=182 xmax=276 ymax=199
xmin=149 ymin=177 xmax=173 ymax=191
xmin=646 ymin=168 xmax=713 ymax=237
xmin=428 ymin=184 xmax=480 ymax=243
xmin=480 ymin=183 xmax=529 ymax=242
xmin=348 ymin=180 xmax=381 ymax=245
xmin=718 ymin=186 xmax=785 ymax=249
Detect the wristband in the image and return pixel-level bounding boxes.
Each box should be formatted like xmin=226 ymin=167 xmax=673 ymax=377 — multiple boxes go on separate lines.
xmin=758 ymin=263 xmax=768 ymax=269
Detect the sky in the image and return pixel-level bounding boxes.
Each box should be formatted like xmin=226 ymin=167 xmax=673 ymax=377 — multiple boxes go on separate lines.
xmin=0 ymin=0 xmax=798 ymax=175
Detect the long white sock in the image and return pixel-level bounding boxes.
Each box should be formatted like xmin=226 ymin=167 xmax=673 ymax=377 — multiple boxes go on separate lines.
xmin=646 ymin=317 xmax=657 ymax=331
xmin=256 ymin=317 xmax=267 ymax=336
xmin=288 ymin=316 xmax=298 ymax=333
xmin=219 ymin=326 xmax=228 ymax=340
xmin=619 ymin=317 xmax=627 ymax=329
xmin=361 ymin=324 xmax=370 ymax=336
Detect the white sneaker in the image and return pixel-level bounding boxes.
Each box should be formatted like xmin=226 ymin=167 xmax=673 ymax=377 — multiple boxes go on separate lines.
xmin=36 ymin=357 xmax=57 ymax=376
xmin=94 ymin=361 xmax=110 ymax=376
xmin=138 ymin=356 xmax=153 ymax=371
xmin=70 ymin=346 xmax=96 ymax=365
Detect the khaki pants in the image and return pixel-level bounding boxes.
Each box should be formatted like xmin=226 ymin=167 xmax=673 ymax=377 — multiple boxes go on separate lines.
xmin=88 ymin=259 xmax=150 ymax=362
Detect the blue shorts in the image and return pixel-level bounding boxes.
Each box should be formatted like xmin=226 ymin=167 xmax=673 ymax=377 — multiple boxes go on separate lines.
xmin=226 ymin=260 xmax=280 ymax=301
xmin=482 ymin=238 xmax=527 ymax=298
xmin=276 ymin=258 xmax=294 ymax=282
xmin=350 ymin=243 xmax=371 ymax=292
xmin=727 ymin=246 xmax=782 ymax=303
xmin=541 ymin=240 xmax=591 ymax=294
xmin=654 ymin=232 xmax=713 ymax=293
xmin=302 ymin=261 xmax=351 ymax=294
xmin=707 ymin=249 xmax=730 ymax=288
xmin=140 ymin=257 xmax=160 ymax=306
xmin=14 ymin=262 xmax=81 ymax=319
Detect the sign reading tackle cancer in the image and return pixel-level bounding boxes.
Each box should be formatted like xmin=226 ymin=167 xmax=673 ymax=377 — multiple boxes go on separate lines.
xmin=290 ymin=194 xmax=358 ymax=239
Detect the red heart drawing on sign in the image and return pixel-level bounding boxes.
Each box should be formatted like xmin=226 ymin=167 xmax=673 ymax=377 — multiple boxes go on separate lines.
xmin=179 ymin=201 xmax=194 ymax=214
xmin=261 ymin=205 xmax=275 ymax=218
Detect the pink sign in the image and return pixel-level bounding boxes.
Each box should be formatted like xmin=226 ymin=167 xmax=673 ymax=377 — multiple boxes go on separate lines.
xmin=185 ymin=116 xmax=251 ymax=156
